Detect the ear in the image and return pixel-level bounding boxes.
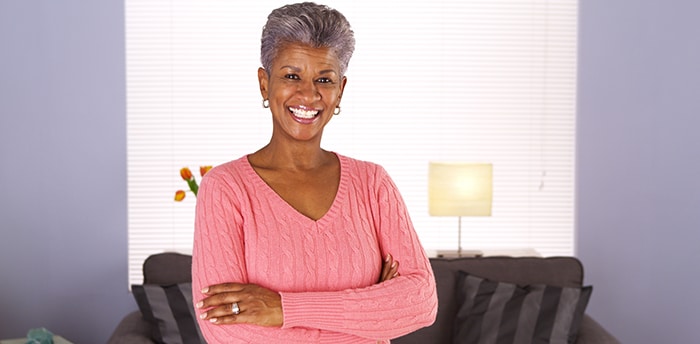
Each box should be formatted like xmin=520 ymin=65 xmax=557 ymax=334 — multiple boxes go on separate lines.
xmin=258 ymin=67 xmax=269 ymax=100
xmin=337 ymin=76 xmax=348 ymax=105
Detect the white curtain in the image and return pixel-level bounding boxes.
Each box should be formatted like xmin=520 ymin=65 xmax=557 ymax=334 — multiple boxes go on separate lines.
xmin=126 ymin=0 xmax=578 ymax=286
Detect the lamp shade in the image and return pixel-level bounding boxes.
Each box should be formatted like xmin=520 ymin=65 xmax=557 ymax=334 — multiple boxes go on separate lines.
xmin=429 ymin=162 xmax=493 ymax=216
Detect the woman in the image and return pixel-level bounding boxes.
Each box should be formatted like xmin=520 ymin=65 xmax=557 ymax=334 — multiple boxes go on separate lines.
xmin=192 ymin=2 xmax=437 ymax=343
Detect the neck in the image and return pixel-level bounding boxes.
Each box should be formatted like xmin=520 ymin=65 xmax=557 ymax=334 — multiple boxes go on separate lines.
xmin=252 ymin=140 xmax=332 ymax=171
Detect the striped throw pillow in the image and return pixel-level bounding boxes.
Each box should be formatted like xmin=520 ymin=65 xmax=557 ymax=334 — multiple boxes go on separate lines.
xmin=454 ymin=272 xmax=592 ymax=344
xmin=132 ymin=283 xmax=206 ymax=344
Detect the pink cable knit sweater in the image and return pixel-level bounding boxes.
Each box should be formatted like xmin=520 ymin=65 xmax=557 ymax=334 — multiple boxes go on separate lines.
xmin=192 ymin=154 xmax=437 ymax=343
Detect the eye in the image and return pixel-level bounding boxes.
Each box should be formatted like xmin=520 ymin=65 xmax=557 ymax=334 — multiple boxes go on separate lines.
xmin=284 ymin=74 xmax=300 ymax=80
xmin=316 ymin=77 xmax=333 ymax=84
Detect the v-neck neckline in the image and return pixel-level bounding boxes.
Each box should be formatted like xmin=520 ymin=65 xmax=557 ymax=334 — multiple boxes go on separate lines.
xmin=242 ymin=153 xmax=347 ymax=227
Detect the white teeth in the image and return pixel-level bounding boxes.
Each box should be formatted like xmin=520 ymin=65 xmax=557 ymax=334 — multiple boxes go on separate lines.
xmin=289 ymin=107 xmax=319 ymax=119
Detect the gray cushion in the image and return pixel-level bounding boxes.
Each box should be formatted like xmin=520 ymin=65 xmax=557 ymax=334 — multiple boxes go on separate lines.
xmin=132 ymin=283 xmax=205 ymax=344
xmin=143 ymin=252 xmax=193 ymax=285
xmin=394 ymin=257 xmax=585 ymax=344
xmin=453 ymin=272 xmax=592 ymax=343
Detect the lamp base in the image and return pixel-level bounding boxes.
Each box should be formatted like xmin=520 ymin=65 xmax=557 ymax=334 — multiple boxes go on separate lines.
xmin=435 ymin=249 xmax=483 ymax=258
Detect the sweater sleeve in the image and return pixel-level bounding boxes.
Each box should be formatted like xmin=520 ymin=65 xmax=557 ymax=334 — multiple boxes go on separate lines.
xmin=191 ymin=167 xmax=260 ymax=342
xmin=280 ymin=166 xmax=438 ymax=340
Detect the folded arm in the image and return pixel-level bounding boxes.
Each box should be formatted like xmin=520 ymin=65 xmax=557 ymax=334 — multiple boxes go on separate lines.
xmin=191 ymin=164 xmax=437 ymax=343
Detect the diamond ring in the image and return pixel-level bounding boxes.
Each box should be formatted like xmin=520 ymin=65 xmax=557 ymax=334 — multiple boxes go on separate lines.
xmin=231 ymin=302 xmax=240 ymax=315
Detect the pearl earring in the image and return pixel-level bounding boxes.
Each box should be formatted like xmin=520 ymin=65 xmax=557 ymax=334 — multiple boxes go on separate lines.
xmin=333 ymin=106 xmax=341 ymax=115
xmin=262 ymin=99 xmax=270 ymax=108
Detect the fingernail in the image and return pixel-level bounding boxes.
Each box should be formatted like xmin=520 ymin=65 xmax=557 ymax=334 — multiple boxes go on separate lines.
xmin=201 ymin=287 xmax=209 ymax=293
xmin=199 ymin=312 xmax=207 ymax=319
xmin=385 ymin=254 xmax=391 ymax=262
xmin=209 ymin=318 xmax=217 ymax=323
xmin=196 ymin=301 xmax=203 ymax=308
xmin=391 ymin=262 xmax=397 ymax=268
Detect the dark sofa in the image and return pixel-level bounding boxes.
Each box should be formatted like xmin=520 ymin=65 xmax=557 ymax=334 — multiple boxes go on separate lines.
xmin=108 ymin=253 xmax=618 ymax=343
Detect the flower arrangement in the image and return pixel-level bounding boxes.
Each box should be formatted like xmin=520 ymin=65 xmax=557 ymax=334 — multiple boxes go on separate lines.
xmin=174 ymin=166 xmax=212 ymax=201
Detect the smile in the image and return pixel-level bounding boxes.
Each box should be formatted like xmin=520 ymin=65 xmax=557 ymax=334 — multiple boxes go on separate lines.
xmin=289 ymin=107 xmax=320 ymax=120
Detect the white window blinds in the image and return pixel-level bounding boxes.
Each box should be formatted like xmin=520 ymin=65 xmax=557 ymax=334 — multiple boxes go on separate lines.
xmin=126 ymin=0 xmax=578 ymax=286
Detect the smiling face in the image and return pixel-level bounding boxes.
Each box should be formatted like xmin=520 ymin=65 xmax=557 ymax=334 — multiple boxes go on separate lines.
xmin=258 ymin=43 xmax=347 ymax=145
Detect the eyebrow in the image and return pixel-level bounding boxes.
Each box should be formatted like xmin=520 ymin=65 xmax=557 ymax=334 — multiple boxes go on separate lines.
xmin=280 ymin=65 xmax=301 ymax=72
xmin=279 ymin=65 xmax=338 ymax=75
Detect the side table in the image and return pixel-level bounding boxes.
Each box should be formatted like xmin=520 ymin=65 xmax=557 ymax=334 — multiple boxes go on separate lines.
xmin=427 ymin=248 xmax=541 ymax=258
xmin=0 ymin=336 xmax=73 ymax=344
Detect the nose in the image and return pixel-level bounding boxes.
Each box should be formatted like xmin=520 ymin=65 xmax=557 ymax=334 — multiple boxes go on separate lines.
xmin=297 ymin=79 xmax=321 ymax=102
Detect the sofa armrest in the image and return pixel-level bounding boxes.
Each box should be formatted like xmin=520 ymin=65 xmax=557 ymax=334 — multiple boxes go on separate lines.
xmin=106 ymin=311 xmax=155 ymax=344
xmin=576 ymin=314 xmax=620 ymax=344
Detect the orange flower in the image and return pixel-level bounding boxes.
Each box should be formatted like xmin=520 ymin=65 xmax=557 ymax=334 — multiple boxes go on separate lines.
xmin=174 ymin=190 xmax=186 ymax=201
xmin=180 ymin=167 xmax=193 ymax=181
xmin=175 ymin=165 xmax=211 ymax=201
xmin=200 ymin=165 xmax=213 ymax=177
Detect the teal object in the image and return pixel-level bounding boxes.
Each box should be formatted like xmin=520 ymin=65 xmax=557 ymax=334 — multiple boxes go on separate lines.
xmin=26 ymin=328 xmax=53 ymax=344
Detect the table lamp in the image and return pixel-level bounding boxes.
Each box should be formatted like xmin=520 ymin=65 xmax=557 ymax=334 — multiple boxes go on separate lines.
xmin=429 ymin=162 xmax=493 ymax=257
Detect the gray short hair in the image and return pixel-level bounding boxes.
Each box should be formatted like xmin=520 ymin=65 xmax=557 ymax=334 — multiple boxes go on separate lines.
xmin=260 ymin=2 xmax=355 ymax=77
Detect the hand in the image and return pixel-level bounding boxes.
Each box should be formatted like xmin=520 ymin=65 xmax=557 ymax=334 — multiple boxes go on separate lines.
xmin=379 ymin=253 xmax=400 ymax=283
xmin=196 ymin=282 xmax=283 ymax=327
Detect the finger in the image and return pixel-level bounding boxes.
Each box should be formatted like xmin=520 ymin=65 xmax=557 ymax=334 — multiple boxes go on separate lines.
xmin=380 ymin=254 xmax=392 ymax=281
xmin=383 ymin=260 xmax=400 ymax=282
xmin=379 ymin=254 xmax=394 ymax=282
xmin=202 ymin=282 xmax=246 ymax=294
xmin=391 ymin=261 xmax=400 ymax=278
xmin=199 ymin=303 xmax=240 ymax=323
xmin=379 ymin=255 xmax=400 ymax=282
xmin=197 ymin=291 xmax=241 ymax=309
xmin=387 ymin=260 xmax=399 ymax=280
xmin=208 ymin=314 xmax=237 ymax=325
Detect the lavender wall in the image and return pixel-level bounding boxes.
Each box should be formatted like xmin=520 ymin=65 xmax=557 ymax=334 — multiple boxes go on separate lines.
xmin=1 ymin=0 xmax=699 ymax=343
xmin=577 ymin=0 xmax=700 ymax=343
xmin=0 ymin=1 xmax=136 ymax=342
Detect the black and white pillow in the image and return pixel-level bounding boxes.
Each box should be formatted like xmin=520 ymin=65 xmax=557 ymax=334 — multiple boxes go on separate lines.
xmin=454 ymin=272 xmax=592 ymax=344
xmin=132 ymin=283 xmax=206 ymax=344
